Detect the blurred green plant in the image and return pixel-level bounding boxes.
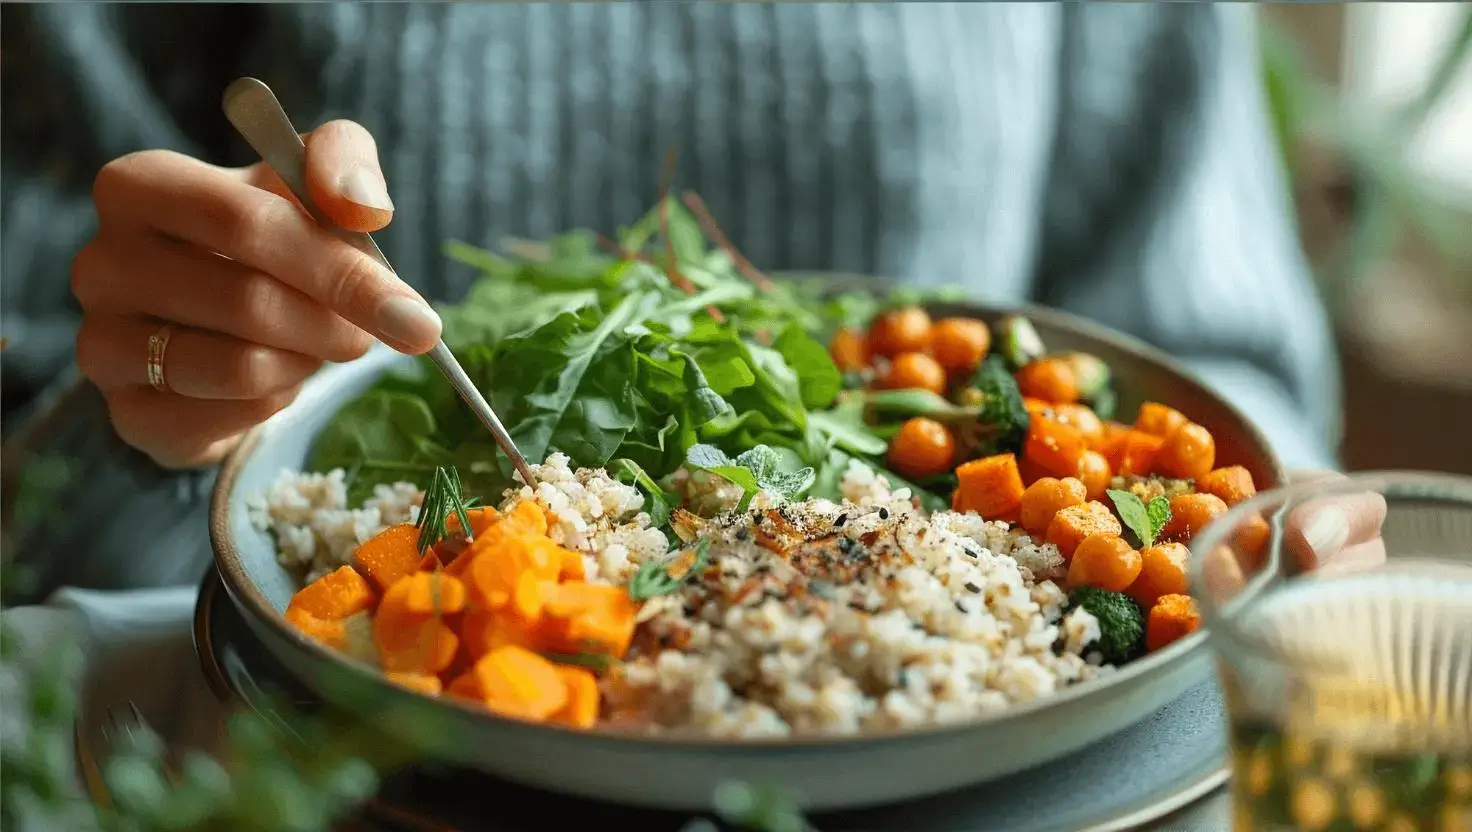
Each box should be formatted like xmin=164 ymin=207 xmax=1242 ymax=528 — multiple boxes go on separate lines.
xmin=0 ymin=554 xmax=813 ymax=831
xmin=1260 ymin=10 xmax=1472 ymax=316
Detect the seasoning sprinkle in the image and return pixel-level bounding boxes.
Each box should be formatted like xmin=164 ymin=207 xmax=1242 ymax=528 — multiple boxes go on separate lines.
xmin=965 ymin=582 xmax=982 ymax=593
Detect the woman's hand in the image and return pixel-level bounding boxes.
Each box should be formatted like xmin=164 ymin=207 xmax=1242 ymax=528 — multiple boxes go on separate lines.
xmin=1201 ymin=469 xmax=1388 ymax=598
xmin=71 ymin=121 xmax=442 ymax=469
xmin=1282 ymin=469 xmax=1388 ymax=575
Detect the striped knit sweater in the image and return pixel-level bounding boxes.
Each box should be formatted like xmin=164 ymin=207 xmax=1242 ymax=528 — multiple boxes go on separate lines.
xmin=0 ymin=3 xmax=1337 ymax=599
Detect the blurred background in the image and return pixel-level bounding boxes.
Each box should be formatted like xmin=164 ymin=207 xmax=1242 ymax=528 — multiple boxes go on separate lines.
xmin=1260 ymin=3 xmax=1472 ymax=474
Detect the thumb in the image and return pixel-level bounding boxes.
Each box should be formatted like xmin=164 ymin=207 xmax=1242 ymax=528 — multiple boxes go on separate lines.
xmin=303 ymin=119 xmax=394 ymax=233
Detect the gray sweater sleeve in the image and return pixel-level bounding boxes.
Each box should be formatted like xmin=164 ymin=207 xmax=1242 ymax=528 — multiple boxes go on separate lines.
xmin=1038 ymin=5 xmax=1339 ymax=471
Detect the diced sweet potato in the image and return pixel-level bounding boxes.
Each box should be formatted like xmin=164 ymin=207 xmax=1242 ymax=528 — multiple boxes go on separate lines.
xmin=351 ymin=524 xmax=422 ymax=593
xmin=1045 ymin=501 xmax=1123 ymax=560
xmin=952 ymin=454 xmax=1026 ymax=519
xmin=287 ymin=565 xmax=375 ymax=621
xmin=468 ymin=645 xmax=569 ymax=722
xmin=550 ymin=665 xmax=600 ymax=729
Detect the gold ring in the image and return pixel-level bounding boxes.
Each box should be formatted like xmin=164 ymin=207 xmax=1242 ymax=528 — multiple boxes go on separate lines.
xmin=146 ymin=323 xmax=174 ymax=393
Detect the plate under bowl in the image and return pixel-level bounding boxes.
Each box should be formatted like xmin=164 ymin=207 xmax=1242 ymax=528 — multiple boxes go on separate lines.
xmin=209 ymin=294 xmax=1282 ymax=811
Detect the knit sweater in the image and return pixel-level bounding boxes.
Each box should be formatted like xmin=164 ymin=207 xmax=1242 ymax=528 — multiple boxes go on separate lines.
xmin=0 ymin=3 xmax=1337 ymax=599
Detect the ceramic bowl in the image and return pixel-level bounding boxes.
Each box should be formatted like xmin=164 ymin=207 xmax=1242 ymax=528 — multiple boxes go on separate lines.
xmin=209 ymin=294 xmax=1283 ymax=811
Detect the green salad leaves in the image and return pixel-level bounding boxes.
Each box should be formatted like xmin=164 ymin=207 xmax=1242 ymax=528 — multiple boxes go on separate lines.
xmin=309 ymin=196 xmax=954 ymax=510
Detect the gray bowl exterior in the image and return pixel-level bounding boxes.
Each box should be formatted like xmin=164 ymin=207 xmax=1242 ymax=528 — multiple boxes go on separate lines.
xmin=210 ymin=299 xmax=1284 ymax=812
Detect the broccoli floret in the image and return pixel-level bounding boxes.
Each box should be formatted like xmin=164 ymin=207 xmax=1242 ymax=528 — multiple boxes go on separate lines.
xmin=957 ymin=355 xmax=1030 ymax=456
xmin=1068 ymin=586 xmax=1146 ymax=665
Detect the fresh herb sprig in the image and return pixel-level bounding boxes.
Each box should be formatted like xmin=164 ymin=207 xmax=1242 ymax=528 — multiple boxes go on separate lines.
xmin=628 ymin=538 xmax=712 ymax=601
xmin=1108 ymin=489 xmax=1172 ymax=548
xmin=685 ymin=445 xmax=815 ymax=512
xmin=414 ymin=465 xmax=477 ymax=553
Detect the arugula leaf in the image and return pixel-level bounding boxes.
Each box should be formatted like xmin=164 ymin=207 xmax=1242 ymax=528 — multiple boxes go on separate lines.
xmin=807 ymin=395 xmax=888 ymax=457
xmin=773 ymin=325 xmax=842 ymax=410
xmin=610 ymin=458 xmax=674 ymax=530
xmin=1108 ymin=489 xmax=1173 ymax=548
xmin=628 ymin=538 xmax=712 ymax=601
xmin=487 ymin=293 xmax=655 ymax=470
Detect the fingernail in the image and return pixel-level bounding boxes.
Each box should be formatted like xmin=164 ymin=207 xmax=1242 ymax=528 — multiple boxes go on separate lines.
xmin=340 ymin=168 xmax=394 ymax=212
xmin=1302 ymin=506 xmax=1349 ymax=560
xmin=376 ymin=296 xmax=441 ymax=351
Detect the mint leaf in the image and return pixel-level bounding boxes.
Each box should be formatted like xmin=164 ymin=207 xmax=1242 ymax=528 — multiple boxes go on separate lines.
xmin=686 ymin=443 xmax=815 ymax=508
xmin=1108 ymin=489 xmax=1154 ymax=548
xmin=1145 ymin=496 xmax=1172 ymax=545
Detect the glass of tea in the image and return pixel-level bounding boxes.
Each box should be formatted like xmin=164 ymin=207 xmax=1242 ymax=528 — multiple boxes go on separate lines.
xmin=1191 ymin=472 xmax=1472 ymax=832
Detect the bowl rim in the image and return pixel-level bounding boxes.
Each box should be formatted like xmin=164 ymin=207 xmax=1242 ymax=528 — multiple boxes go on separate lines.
xmin=209 ymin=289 xmax=1285 ymax=751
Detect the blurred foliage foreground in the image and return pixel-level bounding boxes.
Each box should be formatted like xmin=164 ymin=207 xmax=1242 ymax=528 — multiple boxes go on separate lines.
xmin=0 ymin=555 xmax=810 ymax=831
xmin=1260 ymin=10 xmax=1472 ymax=318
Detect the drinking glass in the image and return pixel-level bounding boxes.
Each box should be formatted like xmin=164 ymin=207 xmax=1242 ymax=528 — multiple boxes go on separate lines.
xmin=1190 ymin=472 xmax=1472 ymax=832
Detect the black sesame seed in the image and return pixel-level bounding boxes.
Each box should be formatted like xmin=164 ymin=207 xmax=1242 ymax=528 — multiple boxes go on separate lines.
xmin=878 ymin=507 xmax=890 ymax=520
xmin=964 ymin=548 xmax=981 ymax=559
xmin=834 ymin=513 xmax=848 ymax=527
xmin=955 ymin=600 xmax=968 ymax=613
xmin=735 ymin=528 xmax=750 ymax=542
xmin=965 ymin=582 xmax=982 ymax=593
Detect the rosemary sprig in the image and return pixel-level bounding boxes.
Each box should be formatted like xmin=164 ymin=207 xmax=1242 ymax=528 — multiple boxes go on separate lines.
xmin=414 ymin=466 xmax=477 ymax=554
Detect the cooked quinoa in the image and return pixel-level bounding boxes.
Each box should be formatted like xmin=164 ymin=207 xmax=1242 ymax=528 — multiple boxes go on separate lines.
xmin=251 ymin=454 xmax=1114 ymax=738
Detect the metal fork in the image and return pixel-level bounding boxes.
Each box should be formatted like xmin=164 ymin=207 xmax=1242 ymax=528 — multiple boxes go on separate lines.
xmin=220 ymin=77 xmax=537 ymax=489
xmin=99 ymin=701 xmax=179 ymax=783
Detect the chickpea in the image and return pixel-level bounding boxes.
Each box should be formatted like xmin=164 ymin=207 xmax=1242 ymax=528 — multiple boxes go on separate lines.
xmin=1075 ymin=449 xmax=1112 ymax=501
xmin=1154 ymin=421 xmax=1216 ymax=480
xmin=1019 ymin=477 xmax=1087 ymax=537
xmin=1014 ymin=357 xmax=1078 ymax=404
xmin=868 ymin=306 xmax=933 ymax=358
xmin=1198 ymin=465 xmax=1257 ymax=506
xmin=1161 ymin=492 xmax=1229 ymax=544
xmin=1134 ymin=402 xmax=1187 ymax=439
xmin=929 ymin=317 xmax=991 ymax=374
xmin=887 ymin=417 xmax=957 ymax=480
xmin=880 ymin=352 xmax=947 ymax=395
xmin=829 ymin=326 xmax=871 ymax=372
xmin=1067 ymin=533 xmax=1143 ymax=592
xmin=1052 ymin=402 xmax=1104 ymax=447
xmin=1126 ymin=541 xmax=1191 ymax=607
